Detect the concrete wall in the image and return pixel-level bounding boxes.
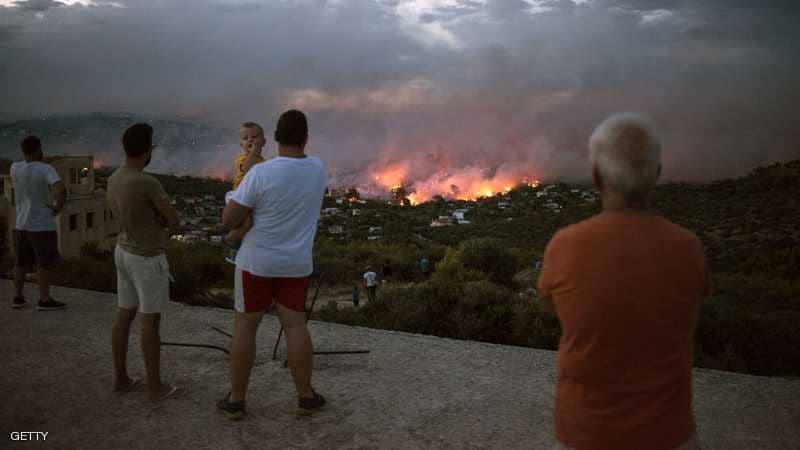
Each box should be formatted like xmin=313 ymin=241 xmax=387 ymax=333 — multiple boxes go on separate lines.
xmin=51 ymin=156 xmax=96 ymax=198
xmin=56 ymin=194 xmax=113 ymax=258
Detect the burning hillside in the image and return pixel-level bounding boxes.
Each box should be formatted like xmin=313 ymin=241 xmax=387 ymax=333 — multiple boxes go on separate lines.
xmin=366 ymin=160 xmax=540 ymax=204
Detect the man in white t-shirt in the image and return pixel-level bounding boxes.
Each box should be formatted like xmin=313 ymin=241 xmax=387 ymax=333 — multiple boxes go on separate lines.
xmin=363 ymin=266 xmax=378 ymax=303
xmin=10 ymin=136 xmax=67 ymax=310
xmin=218 ymin=109 xmax=328 ymax=420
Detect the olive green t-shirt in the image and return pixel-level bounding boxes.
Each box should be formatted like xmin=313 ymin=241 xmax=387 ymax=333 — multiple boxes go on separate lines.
xmin=107 ymin=166 xmax=170 ymax=256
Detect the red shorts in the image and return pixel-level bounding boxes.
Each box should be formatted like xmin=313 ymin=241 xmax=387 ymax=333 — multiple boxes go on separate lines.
xmin=234 ymin=268 xmax=310 ymax=313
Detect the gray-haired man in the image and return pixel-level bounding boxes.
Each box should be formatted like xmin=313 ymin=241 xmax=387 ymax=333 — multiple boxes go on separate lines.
xmin=539 ymin=113 xmax=710 ymax=450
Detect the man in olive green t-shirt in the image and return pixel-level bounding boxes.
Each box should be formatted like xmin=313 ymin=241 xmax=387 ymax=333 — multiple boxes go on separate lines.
xmin=106 ymin=123 xmax=185 ymax=402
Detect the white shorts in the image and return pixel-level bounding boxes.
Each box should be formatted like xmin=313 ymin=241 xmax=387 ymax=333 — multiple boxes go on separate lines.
xmin=115 ymin=246 xmax=170 ymax=314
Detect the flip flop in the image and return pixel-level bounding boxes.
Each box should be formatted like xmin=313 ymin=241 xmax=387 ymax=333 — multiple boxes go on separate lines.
xmin=152 ymin=385 xmax=188 ymax=403
xmin=113 ymin=377 xmax=143 ymax=395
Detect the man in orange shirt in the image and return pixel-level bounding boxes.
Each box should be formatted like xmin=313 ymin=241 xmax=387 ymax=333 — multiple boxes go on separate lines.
xmin=538 ymin=113 xmax=711 ymax=450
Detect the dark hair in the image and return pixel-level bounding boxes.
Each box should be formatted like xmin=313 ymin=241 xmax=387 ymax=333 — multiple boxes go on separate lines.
xmin=122 ymin=123 xmax=154 ymax=158
xmin=274 ymin=109 xmax=308 ymax=147
xmin=20 ymin=135 xmax=42 ymax=156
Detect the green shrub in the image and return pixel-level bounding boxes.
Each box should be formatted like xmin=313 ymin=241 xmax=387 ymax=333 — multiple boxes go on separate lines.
xmin=457 ymin=238 xmax=520 ymax=285
xmin=166 ymin=242 xmax=234 ymax=301
xmin=51 ymin=257 xmax=117 ymax=292
xmin=81 ymin=241 xmax=111 ymax=261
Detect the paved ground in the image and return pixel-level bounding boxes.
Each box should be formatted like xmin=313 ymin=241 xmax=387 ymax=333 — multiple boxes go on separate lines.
xmin=1 ymin=280 xmax=799 ymax=449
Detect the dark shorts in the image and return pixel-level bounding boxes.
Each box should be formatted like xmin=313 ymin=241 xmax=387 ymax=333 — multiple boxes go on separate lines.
xmin=14 ymin=230 xmax=61 ymax=269
xmin=234 ymin=268 xmax=310 ymax=313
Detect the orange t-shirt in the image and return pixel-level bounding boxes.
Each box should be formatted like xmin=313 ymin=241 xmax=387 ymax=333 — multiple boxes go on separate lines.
xmin=538 ymin=211 xmax=710 ymax=450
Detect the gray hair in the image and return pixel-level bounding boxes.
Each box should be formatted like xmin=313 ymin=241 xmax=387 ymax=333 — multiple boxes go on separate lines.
xmin=589 ymin=112 xmax=661 ymax=198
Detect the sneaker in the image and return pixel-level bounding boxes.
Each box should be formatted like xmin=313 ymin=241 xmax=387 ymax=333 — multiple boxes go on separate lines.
xmin=11 ymin=297 xmax=27 ymax=309
xmin=224 ymin=254 xmax=237 ymax=265
xmin=36 ymin=298 xmax=67 ymax=311
xmin=217 ymin=392 xmax=245 ymax=421
xmin=297 ymin=390 xmax=326 ymax=416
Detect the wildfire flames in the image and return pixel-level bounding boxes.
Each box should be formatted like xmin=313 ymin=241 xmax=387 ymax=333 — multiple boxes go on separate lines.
xmin=369 ymin=161 xmax=540 ymax=205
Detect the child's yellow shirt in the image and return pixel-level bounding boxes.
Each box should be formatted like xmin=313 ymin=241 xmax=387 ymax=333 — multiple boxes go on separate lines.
xmin=233 ymin=152 xmax=266 ymax=189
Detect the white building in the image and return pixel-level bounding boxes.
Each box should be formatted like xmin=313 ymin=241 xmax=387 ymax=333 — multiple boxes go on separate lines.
xmin=452 ymin=209 xmax=470 ymax=221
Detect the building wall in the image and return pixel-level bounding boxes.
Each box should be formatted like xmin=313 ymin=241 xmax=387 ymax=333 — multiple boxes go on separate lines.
xmin=52 ymin=157 xmax=96 ymax=198
xmin=56 ymin=194 xmax=116 ymax=258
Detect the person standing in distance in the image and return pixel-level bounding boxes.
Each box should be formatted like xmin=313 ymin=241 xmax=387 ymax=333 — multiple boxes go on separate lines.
xmin=10 ymin=135 xmax=67 ymax=310
xmin=363 ymin=266 xmax=378 ymax=303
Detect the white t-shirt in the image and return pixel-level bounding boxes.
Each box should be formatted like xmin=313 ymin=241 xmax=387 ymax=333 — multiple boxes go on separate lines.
xmin=10 ymin=161 xmax=61 ymax=232
xmin=363 ymin=271 xmax=378 ymax=287
xmin=230 ymin=156 xmax=327 ymax=277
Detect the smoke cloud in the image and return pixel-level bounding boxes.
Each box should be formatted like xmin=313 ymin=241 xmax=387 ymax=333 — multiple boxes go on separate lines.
xmin=1 ymin=0 xmax=799 ymax=194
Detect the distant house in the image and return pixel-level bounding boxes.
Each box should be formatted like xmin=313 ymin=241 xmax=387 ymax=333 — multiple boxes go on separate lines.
xmin=452 ymin=209 xmax=470 ymax=221
xmin=328 ymin=225 xmax=344 ymax=234
xmin=1 ymin=155 xmax=120 ymax=258
xmin=497 ymin=201 xmax=511 ymax=209
xmin=543 ymin=202 xmax=562 ymax=212
xmin=431 ymin=216 xmax=455 ymax=227
xmin=368 ymin=226 xmax=382 ymax=235
xmin=322 ymin=207 xmax=340 ymax=216
xmin=327 ymin=187 xmax=347 ymax=199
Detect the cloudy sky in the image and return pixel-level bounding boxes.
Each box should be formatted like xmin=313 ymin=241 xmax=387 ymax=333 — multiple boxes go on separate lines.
xmin=1 ymin=0 xmax=799 ymax=187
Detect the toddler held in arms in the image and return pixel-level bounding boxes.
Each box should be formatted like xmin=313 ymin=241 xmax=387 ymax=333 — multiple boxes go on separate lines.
xmin=224 ymin=121 xmax=266 ymax=263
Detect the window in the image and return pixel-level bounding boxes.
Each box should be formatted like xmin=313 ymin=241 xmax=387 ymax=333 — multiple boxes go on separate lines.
xmin=87 ymin=212 xmax=94 ymax=229
xmin=69 ymin=214 xmax=77 ymax=231
xmin=69 ymin=168 xmax=78 ymax=185
xmin=79 ymin=167 xmax=90 ymax=185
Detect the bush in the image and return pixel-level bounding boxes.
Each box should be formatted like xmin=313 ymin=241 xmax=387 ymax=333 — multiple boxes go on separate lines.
xmin=51 ymin=257 xmax=117 ymax=292
xmin=317 ymin=257 xmax=562 ymax=349
xmin=454 ymin=238 xmax=520 ymax=285
xmin=81 ymin=241 xmax=111 ymax=260
xmin=166 ymin=242 xmax=234 ymax=301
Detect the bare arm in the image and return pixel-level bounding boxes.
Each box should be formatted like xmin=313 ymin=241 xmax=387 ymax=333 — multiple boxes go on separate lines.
xmin=222 ymin=200 xmax=251 ymax=229
xmin=154 ymin=197 xmax=180 ymax=227
xmin=51 ymin=181 xmax=66 ymax=215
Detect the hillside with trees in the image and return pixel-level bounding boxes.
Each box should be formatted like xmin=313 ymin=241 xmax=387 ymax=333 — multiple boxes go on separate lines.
xmin=2 ymin=158 xmax=797 ymax=376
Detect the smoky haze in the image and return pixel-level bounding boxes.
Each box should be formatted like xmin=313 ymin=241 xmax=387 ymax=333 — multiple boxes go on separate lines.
xmin=1 ymin=0 xmax=799 ymax=190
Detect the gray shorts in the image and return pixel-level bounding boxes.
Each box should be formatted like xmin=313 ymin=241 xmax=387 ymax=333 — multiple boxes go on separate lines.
xmin=14 ymin=230 xmax=60 ymax=269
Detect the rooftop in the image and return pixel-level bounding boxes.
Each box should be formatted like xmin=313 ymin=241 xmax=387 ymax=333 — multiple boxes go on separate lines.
xmin=1 ymin=279 xmax=798 ymax=449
